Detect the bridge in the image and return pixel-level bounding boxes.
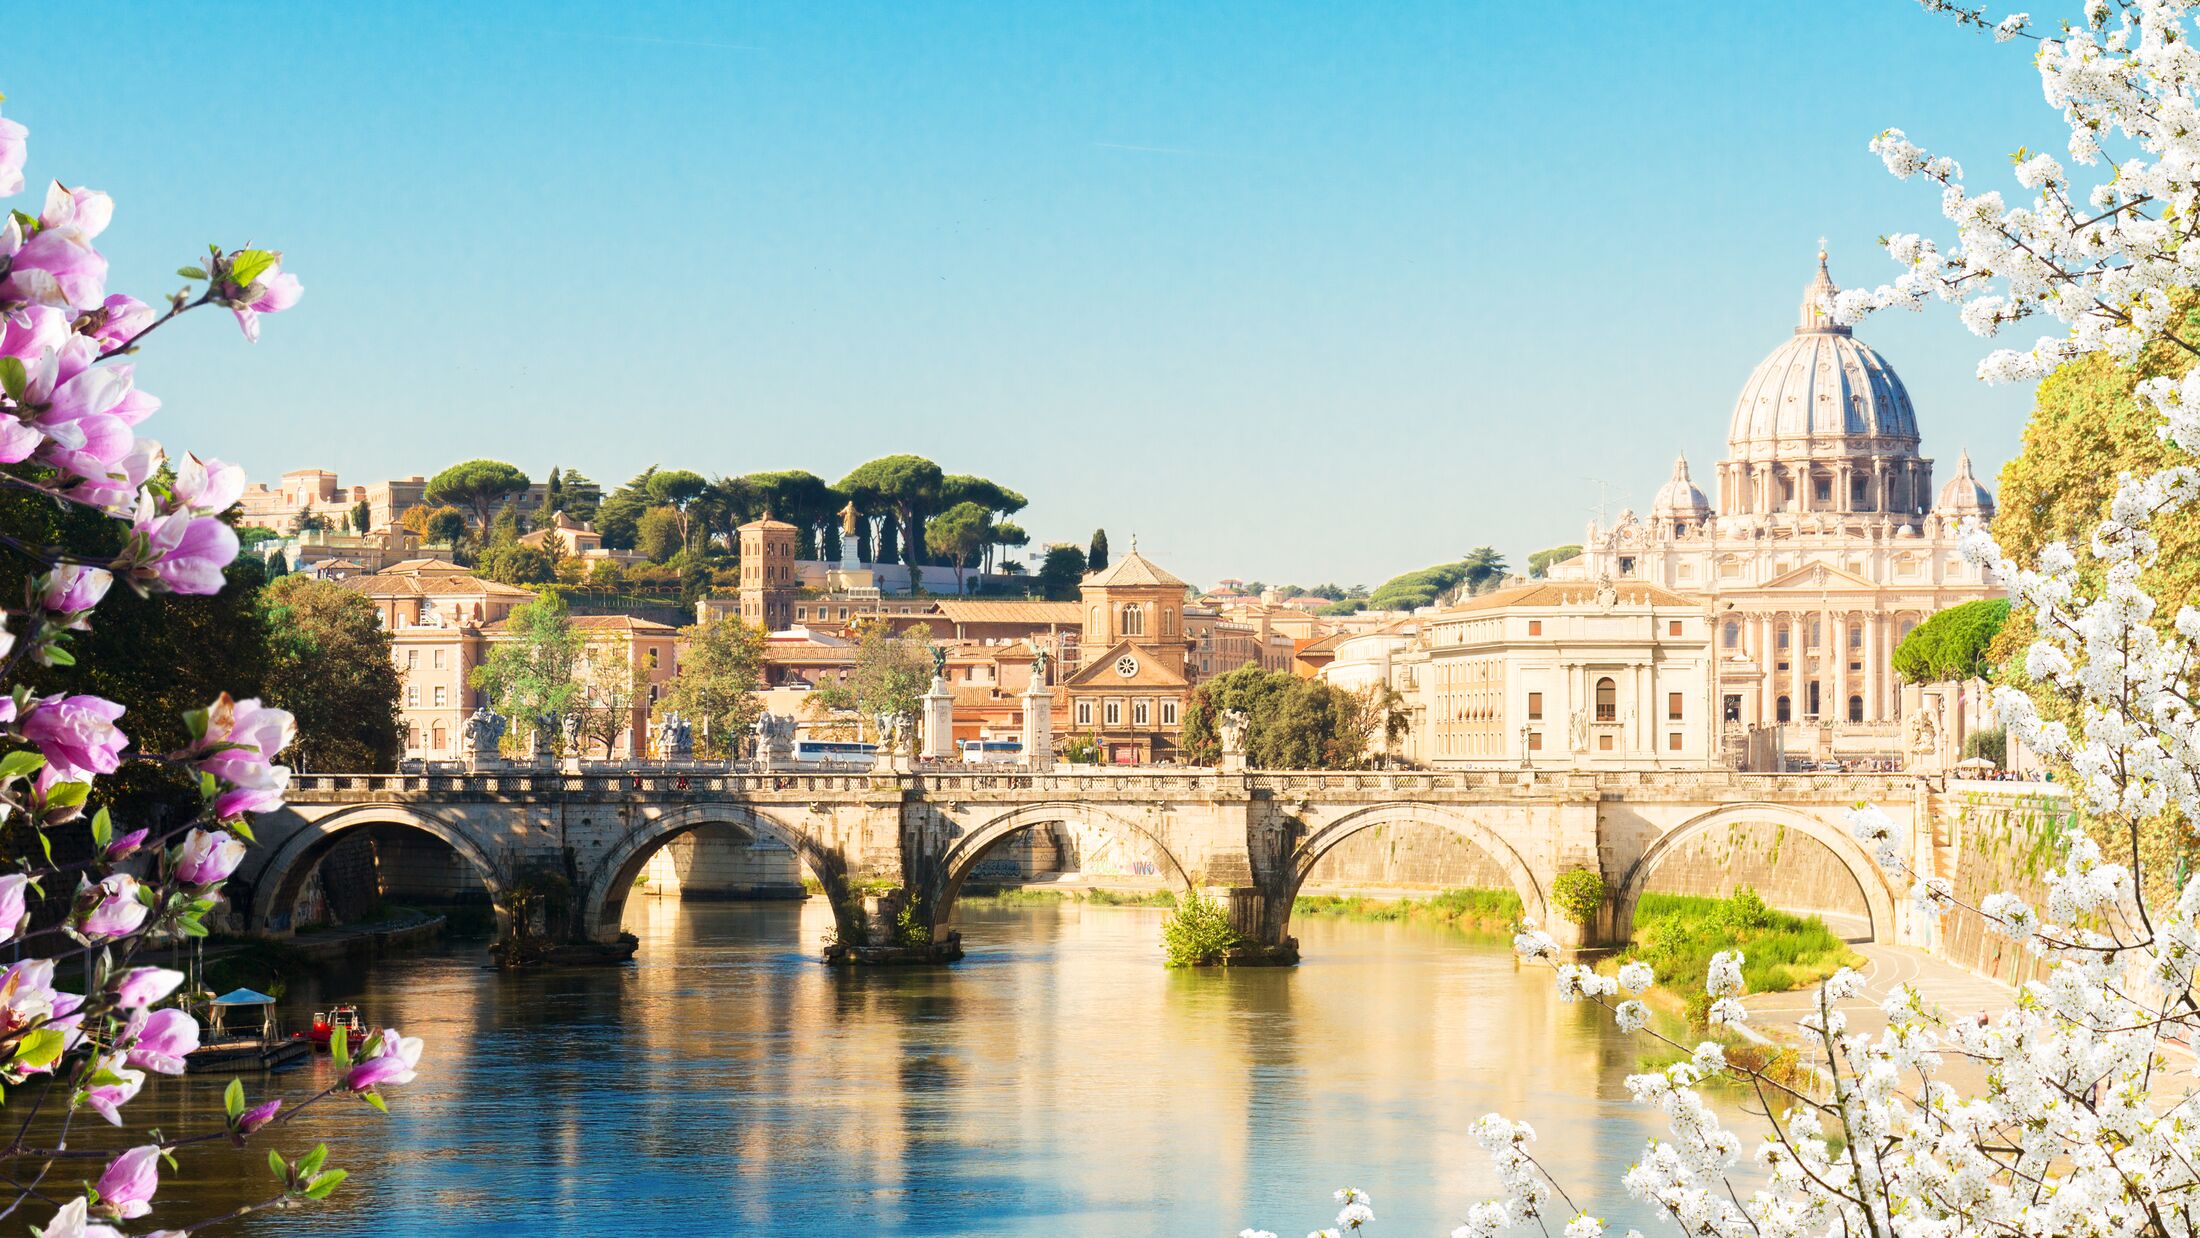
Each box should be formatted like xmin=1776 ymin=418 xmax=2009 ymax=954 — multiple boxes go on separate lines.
xmin=239 ymin=766 xmax=1953 ymax=962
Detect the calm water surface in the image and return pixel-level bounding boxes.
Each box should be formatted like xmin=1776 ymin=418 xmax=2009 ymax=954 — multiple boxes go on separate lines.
xmin=88 ymin=901 xmax=1710 ymax=1236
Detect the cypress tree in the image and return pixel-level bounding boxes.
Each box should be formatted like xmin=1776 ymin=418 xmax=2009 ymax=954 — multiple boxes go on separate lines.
xmin=1089 ymin=528 xmax=1110 ymax=571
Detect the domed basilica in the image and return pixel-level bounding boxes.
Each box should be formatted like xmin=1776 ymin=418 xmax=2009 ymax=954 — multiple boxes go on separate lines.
xmin=1550 ymin=250 xmax=2001 ymax=755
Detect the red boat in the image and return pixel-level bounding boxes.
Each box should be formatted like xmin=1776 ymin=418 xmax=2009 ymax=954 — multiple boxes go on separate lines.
xmin=297 ymin=1004 xmax=365 ymax=1051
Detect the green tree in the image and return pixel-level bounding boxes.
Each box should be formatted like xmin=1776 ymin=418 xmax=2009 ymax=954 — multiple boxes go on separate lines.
xmin=1528 ymin=544 xmax=1582 ymax=579
xmin=1892 ymin=598 xmax=2011 ymax=684
xmin=594 ymin=467 xmax=656 ymax=550
xmin=1178 ymin=664 xmax=1369 ymax=769
xmin=813 ymin=621 xmax=934 ymax=746
xmin=925 ymin=501 xmax=994 ymax=595
xmin=261 ymin=575 xmax=403 ymax=771
xmin=559 ymin=468 xmax=602 ymax=524
xmin=573 ymin=653 xmax=647 ymax=758
xmin=838 ymin=455 xmax=942 ymax=575
xmin=291 ymin=504 xmax=327 ymax=534
xmin=424 ymin=459 xmax=530 ymax=531
xmin=1037 ymin=544 xmax=1087 ymax=600
xmin=739 ymin=470 xmax=840 ymax=555
xmin=1088 ymin=528 xmax=1110 ymax=572
xmin=988 ymin=520 xmax=1030 ymax=576
xmin=646 ymin=468 xmax=710 ymax=544
xmin=657 ymin=615 xmax=767 ymax=756
xmin=477 ymin=543 xmax=554 ymax=585
xmin=469 ymin=591 xmax=582 ymax=738
xmin=425 ymin=508 xmax=469 ymax=561
xmin=1551 ymin=868 xmax=1607 ymax=927
xmin=348 ymin=499 xmax=372 ymax=536
xmin=1367 ymin=560 xmax=1472 ymax=610
xmin=636 ymin=507 xmax=684 ymax=564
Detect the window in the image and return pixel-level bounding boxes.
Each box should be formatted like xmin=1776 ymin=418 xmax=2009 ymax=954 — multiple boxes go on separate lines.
xmin=1848 ymin=695 xmax=1865 ymax=723
xmin=1104 ymin=699 xmax=1122 ymax=726
xmin=1668 ymin=620 xmax=1682 ymax=637
xmin=432 ymin=648 xmax=446 ymax=670
xmin=1814 ymin=477 xmax=1832 ymax=504
xmin=1162 ymin=609 xmax=1175 ymax=637
xmin=648 ymin=648 xmax=660 ymax=670
xmin=1669 ymin=732 xmax=1683 ymax=751
xmin=1618 ymin=556 xmax=1635 ymax=576
xmin=1595 ymin=677 xmax=1616 ymax=722
xmin=1133 ymin=699 xmax=1150 ymax=726
xmin=1527 ymin=731 xmax=1542 ymax=751
xmin=1598 ymin=734 xmax=1614 ymax=751
xmin=1808 ymin=620 xmax=1821 ymax=647
xmin=1723 ymin=621 xmax=1739 ymax=649
xmin=1528 ymin=620 xmax=1542 ymax=636
xmin=1723 ymin=694 xmax=1742 ymax=722
xmin=1121 ymin=605 xmax=1144 ymax=636
xmin=838 ymin=607 xmax=849 ymax=620
xmin=1076 ymin=700 xmax=1093 ymax=727
xmin=1849 ymin=624 xmax=1863 ymax=649
xmin=1160 ymin=700 xmax=1178 ymax=726
xmin=1778 ymin=625 xmax=1790 ymax=650
xmin=406 ymin=686 xmax=419 ymax=706
xmin=1807 ymin=682 xmax=1821 ymax=717
xmin=1777 ymin=695 xmax=1792 ymax=723
xmin=431 ymin=726 xmax=445 ymax=751
xmin=433 ymin=686 xmax=448 ymax=707
xmin=796 ymin=606 xmax=807 ymax=620
xmin=1527 ymin=691 xmax=1543 ymax=720
xmin=405 ymin=650 xmax=418 ymax=670
xmin=1667 ymin=692 xmax=1682 ymax=721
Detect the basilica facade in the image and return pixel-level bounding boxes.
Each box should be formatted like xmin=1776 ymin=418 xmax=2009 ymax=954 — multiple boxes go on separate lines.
xmin=1548 ymin=251 xmax=2001 ymax=762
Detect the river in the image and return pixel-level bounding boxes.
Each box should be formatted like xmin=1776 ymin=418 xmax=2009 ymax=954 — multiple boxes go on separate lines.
xmin=77 ymin=899 xmax=1712 ymax=1236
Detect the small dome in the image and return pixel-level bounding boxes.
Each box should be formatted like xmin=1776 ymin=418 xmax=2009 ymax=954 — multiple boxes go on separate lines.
xmin=1726 ymin=249 xmax=1919 ymax=459
xmin=1934 ymin=450 xmax=1995 ymax=519
xmin=1651 ymin=454 xmax=1711 ymax=520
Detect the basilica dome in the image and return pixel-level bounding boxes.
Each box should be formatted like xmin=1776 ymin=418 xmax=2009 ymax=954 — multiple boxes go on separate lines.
xmin=1651 ymin=454 xmax=1711 ymax=521
xmin=1725 ymin=253 xmax=1920 ymax=463
xmin=1933 ymin=450 xmax=1995 ymax=519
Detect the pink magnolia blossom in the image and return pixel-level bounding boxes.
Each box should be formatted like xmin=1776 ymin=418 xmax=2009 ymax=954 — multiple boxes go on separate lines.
xmin=104 ymin=827 xmax=148 ymax=861
xmin=80 ymin=873 xmax=147 ymax=939
xmin=22 ymin=693 xmax=127 ymax=779
xmin=174 ymin=827 xmax=245 ymax=886
xmin=48 ymin=991 xmax=86 ymax=1053
xmin=226 ymin=256 xmax=301 ymax=343
xmin=111 ymin=967 xmax=182 ymax=1010
xmin=342 ymin=1026 xmax=423 ymax=1092
xmin=236 ymin=1097 xmax=281 ymax=1134
xmin=71 ymin=437 xmax=161 ymax=516
xmin=0 ymin=959 xmax=59 ymax=1037
xmin=32 ymin=362 xmax=140 ymax=484
xmin=195 ymin=696 xmax=293 ymax=816
xmin=39 ymin=564 xmax=113 ymax=617
xmin=1 ymin=184 xmax=112 ymax=311
xmin=123 ymin=1007 xmax=197 ymax=1075
xmin=124 ymin=499 xmax=237 ymax=596
xmin=0 ymin=418 xmax=41 ymax=464
xmin=89 ymin=294 xmax=152 ymax=354
xmin=171 ymin=453 xmax=244 ymax=515
xmin=0 ymin=873 xmax=26 ymax=941
xmin=94 ymin=1145 xmax=159 ymax=1220
xmin=0 ymin=303 xmax=68 ymax=365
xmin=35 ymin=1197 xmax=125 ymax=1238
xmin=0 ymin=109 xmax=24 ymax=198
xmin=81 ymin=1053 xmax=143 ymax=1125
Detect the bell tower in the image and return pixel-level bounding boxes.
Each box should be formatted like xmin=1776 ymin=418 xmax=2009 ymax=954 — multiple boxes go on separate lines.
xmin=737 ymin=514 xmax=799 ymax=631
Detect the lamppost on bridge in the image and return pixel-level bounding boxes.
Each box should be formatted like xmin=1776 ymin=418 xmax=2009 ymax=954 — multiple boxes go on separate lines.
xmin=1519 ymin=724 xmax=1532 ymax=771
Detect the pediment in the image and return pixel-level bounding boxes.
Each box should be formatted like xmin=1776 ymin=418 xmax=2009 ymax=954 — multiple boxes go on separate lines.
xmin=1064 ymin=640 xmax=1189 ymax=689
xmin=1757 ymin=562 xmax=1877 ymax=591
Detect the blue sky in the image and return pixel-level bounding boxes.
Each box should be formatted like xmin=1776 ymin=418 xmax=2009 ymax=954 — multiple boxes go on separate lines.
xmin=13 ymin=1 xmax=2052 ymax=587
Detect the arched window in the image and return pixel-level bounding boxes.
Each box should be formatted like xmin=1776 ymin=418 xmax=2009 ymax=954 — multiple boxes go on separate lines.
xmin=1121 ymin=604 xmax=1144 ymax=636
xmin=1162 ymin=608 xmax=1175 ymax=637
xmin=1848 ymin=695 xmax=1865 ymax=723
xmin=1089 ymin=605 xmax=1101 ymax=636
xmin=1776 ymin=695 xmax=1791 ymax=723
xmin=1777 ymin=625 xmax=1790 ymax=650
xmin=1595 ymin=677 xmax=1617 ymax=722
xmin=1848 ymin=623 xmax=1863 ymax=649
xmin=1722 ymin=621 xmax=1739 ymax=649
xmin=1898 ymin=618 xmax=1916 ymax=643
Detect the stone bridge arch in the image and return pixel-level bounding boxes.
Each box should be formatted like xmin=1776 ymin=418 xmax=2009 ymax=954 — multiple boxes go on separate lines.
xmin=581 ymin=802 xmax=838 ymax=942
xmin=250 ymin=803 xmax=505 ymax=933
xmin=927 ymin=801 xmax=1196 ymax=939
xmin=1281 ymin=802 xmax=1549 ymax=940
xmin=1611 ymin=802 xmax=1898 ymax=943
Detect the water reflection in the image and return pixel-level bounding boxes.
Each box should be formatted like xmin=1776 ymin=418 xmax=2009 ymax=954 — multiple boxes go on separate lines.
xmin=49 ymin=901 xmax=1707 ymax=1235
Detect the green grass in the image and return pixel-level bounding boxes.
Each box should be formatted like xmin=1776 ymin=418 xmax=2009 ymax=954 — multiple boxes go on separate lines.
xmin=1627 ymin=887 xmax=1861 ymax=1001
xmin=1292 ymin=887 xmax=1524 ymax=935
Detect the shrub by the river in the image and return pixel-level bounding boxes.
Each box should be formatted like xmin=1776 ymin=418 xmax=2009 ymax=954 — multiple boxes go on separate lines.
xmin=1627 ymin=886 xmax=1860 ymax=1005
xmin=1161 ymin=889 xmax=1243 ymax=966
xmin=1292 ymin=887 xmax=1522 ymax=935
xmin=1550 ymin=867 xmax=1607 ymax=926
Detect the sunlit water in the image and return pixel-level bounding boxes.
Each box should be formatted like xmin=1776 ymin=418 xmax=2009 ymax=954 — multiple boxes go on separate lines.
xmin=61 ymin=901 xmax=1717 ymax=1236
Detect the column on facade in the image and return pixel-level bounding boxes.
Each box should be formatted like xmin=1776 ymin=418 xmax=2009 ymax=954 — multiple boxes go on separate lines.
xmin=1789 ymin=612 xmax=1806 ymax=722
xmin=1757 ymin=612 xmax=1776 ymax=724
xmin=1872 ymin=459 xmax=1888 ymax=514
xmin=1830 ymin=608 xmax=1847 ymax=724
xmin=1863 ymin=613 xmax=1880 ymax=721
xmin=1634 ymin=662 xmax=1649 ymax=754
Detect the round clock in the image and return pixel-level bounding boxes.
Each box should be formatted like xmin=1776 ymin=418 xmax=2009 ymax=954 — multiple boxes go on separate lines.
xmin=1114 ymin=654 xmax=1139 ymax=677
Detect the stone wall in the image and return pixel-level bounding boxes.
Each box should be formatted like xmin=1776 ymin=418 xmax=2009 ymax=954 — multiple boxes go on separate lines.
xmin=1300 ymin=822 xmax=1512 ymax=891
xmin=639 ymin=825 xmax=806 ymax=900
xmin=1934 ymin=789 xmax=2070 ymax=987
xmin=1630 ymin=820 xmax=1872 ymax=928
xmin=368 ymin=827 xmax=491 ymax=904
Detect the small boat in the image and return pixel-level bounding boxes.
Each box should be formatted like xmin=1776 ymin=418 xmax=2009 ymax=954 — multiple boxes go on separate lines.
xmin=297 ymin=1004 xmax=367 ymax=1051
xmin=185 ymin=989 xmax=311 ymax=1075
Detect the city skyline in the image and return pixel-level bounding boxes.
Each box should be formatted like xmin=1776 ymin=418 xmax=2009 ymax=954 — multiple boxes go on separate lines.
xmin=14 ymin=1 xmax=2040 ymax=586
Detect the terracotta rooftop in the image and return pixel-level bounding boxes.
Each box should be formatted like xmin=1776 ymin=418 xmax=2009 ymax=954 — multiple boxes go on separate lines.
xmin=928 ymin=599 xmax=1083 ymax=626
xmin=342 ymin=570 xmax=536 ymax=600
xmin=1082 ymin=549 xmax=1187 ymax=590
xmin=483 ymin=613 xmax=676 ymax=635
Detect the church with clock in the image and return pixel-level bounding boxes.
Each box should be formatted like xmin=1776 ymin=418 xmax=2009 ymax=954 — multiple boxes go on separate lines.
xmin=1060 ymin=543 xmax=1197 ymax=764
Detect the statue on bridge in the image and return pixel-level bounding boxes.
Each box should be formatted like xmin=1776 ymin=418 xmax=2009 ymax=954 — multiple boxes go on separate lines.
xmin=1569 ymin=707 xmax=1591 ymax=753
xmin=462 ymin=707 xmax=506 ymax=761
xmin=660 ymin=711 xmax=694 ymax=759
xmin=1905 ymin=704 xmax=1942 ymax=772
xmin=1218 ymin=709 xmax=1250 ymax=772
xmin=753 ymin=712 xmax=796 ymax=766
xmin=561 ymin=712 xmax=582 ymax=755
xmin=929 ymin=642 xmax=949 ymax=684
